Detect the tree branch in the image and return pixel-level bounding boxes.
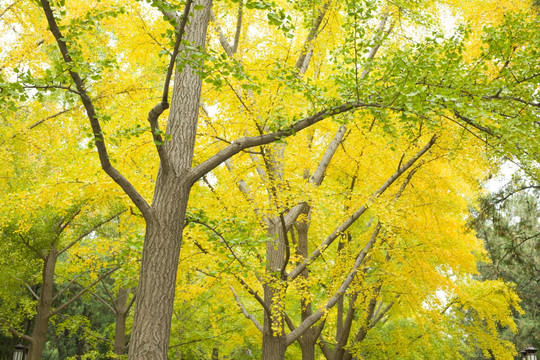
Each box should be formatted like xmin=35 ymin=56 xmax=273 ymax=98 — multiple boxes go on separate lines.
xmin=187 ymin=102 xmax=379 ymax=184
xmin=287 ymin=134 xmax=436 ymax=281
xmin=232 ymin=0 xmax=243 ymax=54
xmin=8 ymin=326 xmax=35 ymax=344
xmin=39 ymin=0 xmax=153 ymax=219
xmin=285 ymin=223 xmax=382 ymax=345
xmin=191 ymin=219 xmax=245 ymax=267
xmin=28 ymin=107 xmax=74 ymax=130
xmin=210 ymin=9 xmax=234 ymax=57
xmin=0 ymin=0 xmax=19 ymax=20
xmin=25 ymin=283 xmax=40 ymax=300
xmin=453 ymin=110 xmax=495 ymax=136
xmin=49 ymin=266 xmax=119 ymax=317
xmin=52 ymin=271 xmax=88 ymax=303
xmin=230 ymin=286 xmax=263 ymax=332
xmin=18 ymin=234 xmax=45 ymax=260
xmin=282 ymin=125 xmax=347 ymax=233
xmin=233 ymin=274 xmax=272 ymax=316
xmin=58 ymin=210 xmax=126 ymax=255
xmin=295 ymin=2 xmax=330 ymax=72
xmin=148 ymin=0 xmax=194 ymax=173
xmin=311 ymin=125 xmax=347 ymax=186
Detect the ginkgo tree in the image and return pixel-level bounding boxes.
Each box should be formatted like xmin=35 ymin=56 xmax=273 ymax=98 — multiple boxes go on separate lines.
xmin=1 ymin=0 xmax=539 ymax=359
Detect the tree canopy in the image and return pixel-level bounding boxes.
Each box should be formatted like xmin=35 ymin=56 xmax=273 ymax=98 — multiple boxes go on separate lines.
xmin=0 ymin=0 xmax=539 ymax=359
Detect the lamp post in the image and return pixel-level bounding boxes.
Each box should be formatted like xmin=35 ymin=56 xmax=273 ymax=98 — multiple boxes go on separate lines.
xmin=522 ymin=346 xmax=538 ymax=360
xmin=12 ymin=343 xmax=26 ymax=360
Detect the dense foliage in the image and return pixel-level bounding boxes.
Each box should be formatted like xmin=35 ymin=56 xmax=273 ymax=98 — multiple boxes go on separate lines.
xmin=0 ymin=0 xmax=539 ymax=359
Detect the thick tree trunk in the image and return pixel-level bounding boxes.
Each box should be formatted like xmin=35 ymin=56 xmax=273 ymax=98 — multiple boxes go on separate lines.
xmin=114 ymin=287 xmax=130 ymax=355
xmin=128 ymin=188 xmax=190 ymax=359
xmin=301 ymin=340 xmax=316 ymax=360
xmin=262 ymin=330 xmax=287 ymax=360
xmin=128 ymin=2 xmax=212 ymax=359
xmin=28 ymin=248 xmax=57 ymax=360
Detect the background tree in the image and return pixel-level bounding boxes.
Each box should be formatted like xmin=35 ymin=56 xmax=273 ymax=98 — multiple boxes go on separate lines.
xmin=471 ymin=178 xmax=540 ymax=355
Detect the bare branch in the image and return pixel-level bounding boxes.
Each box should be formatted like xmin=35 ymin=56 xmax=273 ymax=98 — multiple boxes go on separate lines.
xmin=8 ymin=326 xmax=35 ymax=344
xmin=52 ymin=271 xmax=87 ymax=303
xmin=280 ymin=212 xmax=290 ymax=280
xmin=49 ymin=266 xmax=119 ymax=317
xmin=191 ymin=219 xmax=245 ymax=267
xmin=370 ymin=301 xmax=393 ymax=328
xmin=84 ymin=286 xmax=117 ymax=314
xmin=233 ymin=274 xmax=272 ymax=316
xmin=127 ymin=290 xmax=137 ymax=312
xmin=295 ymin=2 xmax=330 ymax=71
xmin=360 ymin=12 xmax=392 ymax=79
xmin=18 ymin=234 xmax=45 ymax=260
xmin=28 ymin=107 xmax=74 ymax=130
xmin=210 ymin=9 xmax=234 ymax=57
xmin=58 ymin=210 xmax=126 ymax=255
xmin=230 ymin=286 xmax=263 ymax=332
xmin=282 ymin=125 xmax=347 ymax=231
xmin=148 ymin=0 xmax=195 ymax=173
xmin=25 ymin=283 xmax=40 ymax=300
xmin=232 ymin=1 xmax=243 ymax=54
xmin=287 ymin=134 xmax=437 ymax=281
xmin=311 ymin=125 xmax=347 ymax=186
xmin=0 ymin=1 xmax=20 ymax=19
xmin=39 ymin=0 xmax=153 ymax=218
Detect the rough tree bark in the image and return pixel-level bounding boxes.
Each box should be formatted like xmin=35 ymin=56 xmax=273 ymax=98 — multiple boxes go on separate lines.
xmin=261 ymin=219 xmax=289 ymax=360
xmin=114 ymin=287 xmax=131 ymax=355
xmin=127 ymin=2 xmax=213 ymax=358
xmin=27 ymin=247 xmax=56 ymax=360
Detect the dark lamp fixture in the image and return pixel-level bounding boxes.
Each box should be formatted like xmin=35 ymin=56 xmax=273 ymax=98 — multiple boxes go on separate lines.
xmin=523 ymin=346 xmax=538 ymax=360
xmin=13 ymin=343 xmax=26 ymax=360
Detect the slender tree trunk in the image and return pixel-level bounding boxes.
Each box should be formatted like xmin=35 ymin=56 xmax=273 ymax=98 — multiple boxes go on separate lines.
xmin=128 ymin=2 xmax=212 ymax=359
xmin=295 ymin=210 xmax=319 ymax=360
xmin=114 ymin=287 xmax=130 ymax=355
xmin=262 ymin=220 xmax=288 ymax=360
xmin=28 ymin=247 xmax=57 ymax=360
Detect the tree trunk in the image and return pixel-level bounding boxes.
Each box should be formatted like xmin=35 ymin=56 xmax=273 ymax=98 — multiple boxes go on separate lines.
xmin=295 ymin=210 xmax=319 ymax=360
xmin=114 ymin=287 xmax=130 ymax=355
xmin=261 ymin=219 xmax=288 ymax=360
xmin=28 ymin=247 xmax=57 ymax=360
xmin=300 ymin=340 xmax=316 ymax=360
xmin=262 ymin=331 xmax=287 ymax=360
xmin=128 ymin=2 xmax=212 ymax=359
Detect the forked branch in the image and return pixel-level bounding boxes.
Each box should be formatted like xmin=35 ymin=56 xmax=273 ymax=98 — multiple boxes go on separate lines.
xmin=188 ymin=101 xmax=380 ymax=184
xmin=287 ymin=134 xmax=437 ymax=281
xmin=39 ymin=0 xmax=152 ymax=218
